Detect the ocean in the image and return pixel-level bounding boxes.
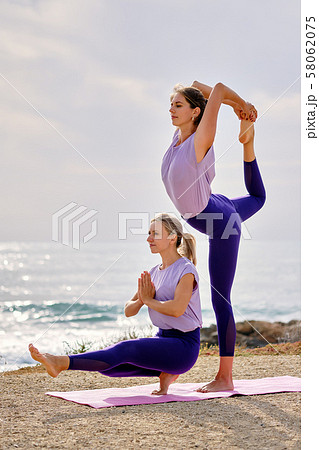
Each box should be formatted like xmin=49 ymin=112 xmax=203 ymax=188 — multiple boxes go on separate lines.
xmin=0 ymin=239 xmax=300 ymax=371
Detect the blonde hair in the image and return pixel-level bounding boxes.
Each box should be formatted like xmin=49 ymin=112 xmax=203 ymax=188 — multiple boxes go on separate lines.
xmin=151 ymin=213 xmax=197 ymax=265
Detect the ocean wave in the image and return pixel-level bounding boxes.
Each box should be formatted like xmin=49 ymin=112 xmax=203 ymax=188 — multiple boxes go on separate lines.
xmin=0 ymin=300 xmax=122 ymax=324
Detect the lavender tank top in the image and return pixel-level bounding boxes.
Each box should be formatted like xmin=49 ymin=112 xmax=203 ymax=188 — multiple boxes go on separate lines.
xmin=161 ymin=130 xmax=216 ymax=218
xmin=148 ymin=257 xmax=202 ymax=332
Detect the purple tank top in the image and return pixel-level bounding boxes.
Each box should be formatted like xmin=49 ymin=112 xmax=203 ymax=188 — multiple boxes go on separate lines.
xmin=161 ymin=130 xmax=216 ymax=218
xmin=148 ymin=257 xmax=202 ymax=332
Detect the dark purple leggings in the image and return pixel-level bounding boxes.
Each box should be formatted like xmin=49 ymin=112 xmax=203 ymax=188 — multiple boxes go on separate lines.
xmin=186 ymin=159 xmax=266 ymax=357
xmin=68 ymin=328 xmax=200 ymax=377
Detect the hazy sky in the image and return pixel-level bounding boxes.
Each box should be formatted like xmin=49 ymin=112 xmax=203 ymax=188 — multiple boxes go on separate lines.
xmin=0 ymin=0 xmax=301 ymax=243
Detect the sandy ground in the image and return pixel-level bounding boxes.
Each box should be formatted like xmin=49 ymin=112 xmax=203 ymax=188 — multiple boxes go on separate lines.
xmin=1 ymin=354 xmax=300 ymax=449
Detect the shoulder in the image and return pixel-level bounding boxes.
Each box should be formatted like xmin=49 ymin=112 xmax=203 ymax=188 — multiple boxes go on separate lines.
xmin=175 ymin=258 xmax=199 ymax=293
xmin=177 ymin=256 xmax=195 ymax=267
xmin=177 ymin=257 xmax=199 ymax=278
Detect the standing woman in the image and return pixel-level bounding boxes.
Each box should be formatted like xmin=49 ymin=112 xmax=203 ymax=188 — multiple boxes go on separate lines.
xmin=29 ymin=214 xmax=201 ymax=395
xmin=161 ymin=81 xmax=266 ymax=392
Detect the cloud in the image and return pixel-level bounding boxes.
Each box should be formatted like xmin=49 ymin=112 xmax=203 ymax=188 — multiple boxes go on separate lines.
xmin=0 ymin=0 xmax=300 ymax=241
xmin=252 ymin=88 xmax=301 ymax=122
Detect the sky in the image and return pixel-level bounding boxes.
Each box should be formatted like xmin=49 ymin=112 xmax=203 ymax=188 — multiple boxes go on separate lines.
xmin=0 ymin=0 xmax=301 ymax=243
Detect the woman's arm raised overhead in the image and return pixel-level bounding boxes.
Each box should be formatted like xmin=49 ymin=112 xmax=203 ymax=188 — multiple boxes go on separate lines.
xmin=192 ymin=81 xmax=256 ymax=163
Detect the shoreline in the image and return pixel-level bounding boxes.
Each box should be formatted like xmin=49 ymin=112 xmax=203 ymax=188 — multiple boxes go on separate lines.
xmin=1 ymin=320 xmax=301 ymax=374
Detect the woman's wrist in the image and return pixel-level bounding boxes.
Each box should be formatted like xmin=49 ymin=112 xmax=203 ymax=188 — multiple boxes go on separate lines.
xmin=141 ymin=296 xmax=154 ymax=307
xmin=231 ymin=93 xmax=246 ymax=110
xmin=124 ymin=298 xmax=143 ymax=317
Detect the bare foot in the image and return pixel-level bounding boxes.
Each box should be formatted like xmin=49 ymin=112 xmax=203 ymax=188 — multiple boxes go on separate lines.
xmin=196 ymin=377 xmax=234 ymax=393
xmin=152 ymin=373 xmax=179 ymax=395
xmin=239 ymin=119 xmax=255 ymax=145
xmin=28 ymin=344 xmax=69 ymax=378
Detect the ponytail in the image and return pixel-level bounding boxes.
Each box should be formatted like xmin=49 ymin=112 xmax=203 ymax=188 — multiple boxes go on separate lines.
xmin=177 ymin=232 xmax=197 ymax=266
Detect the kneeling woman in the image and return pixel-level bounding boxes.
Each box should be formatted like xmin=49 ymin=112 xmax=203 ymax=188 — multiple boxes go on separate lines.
xmin=29 ymin=214 xmax=201 ymax=395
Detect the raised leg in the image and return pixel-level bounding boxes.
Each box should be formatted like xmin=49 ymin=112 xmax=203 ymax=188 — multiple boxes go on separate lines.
xmin=28 ymin=344 xmax=69 ymax=378
xmin=231 ymin=121 xmax=266 ymax=222
xmin=67 ymin=334 xmax=199 ymax=377
xmin=30 ymin=329 xmax=199 ymax=382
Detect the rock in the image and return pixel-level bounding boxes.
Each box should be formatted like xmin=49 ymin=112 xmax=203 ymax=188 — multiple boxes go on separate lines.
xmin=200 ymin=320 xmax=301 ymax=348
xmin=200 ymin=324 xmax=218 ymax=346
xmin=236 ymin=322 xmax=254 ymax=335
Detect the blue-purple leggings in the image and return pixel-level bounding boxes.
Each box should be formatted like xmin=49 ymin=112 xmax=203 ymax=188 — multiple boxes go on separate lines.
xmin=68 ymin=328 xmax=200 ymax=377
xmin=186 ymin=159 xmax=266 ymax=357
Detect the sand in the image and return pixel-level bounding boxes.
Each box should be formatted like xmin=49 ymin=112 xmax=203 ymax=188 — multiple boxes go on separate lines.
xmin=1 ymin=354 xmax=300 ymax=449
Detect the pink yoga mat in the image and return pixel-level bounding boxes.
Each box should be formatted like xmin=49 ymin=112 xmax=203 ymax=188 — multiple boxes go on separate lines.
xmin=46 ymin=376 xmax=301 ymax=409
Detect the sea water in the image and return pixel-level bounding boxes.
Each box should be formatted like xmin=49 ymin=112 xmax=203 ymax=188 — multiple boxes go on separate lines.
xmin=0 ymin=239 xmax=300 ymax=371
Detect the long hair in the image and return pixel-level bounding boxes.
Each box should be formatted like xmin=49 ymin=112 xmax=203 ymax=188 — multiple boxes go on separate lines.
xmin=171 ymin=84 xmax=207 ymax=126
xmin=151 ymin=213 xmax=197 ymax=265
